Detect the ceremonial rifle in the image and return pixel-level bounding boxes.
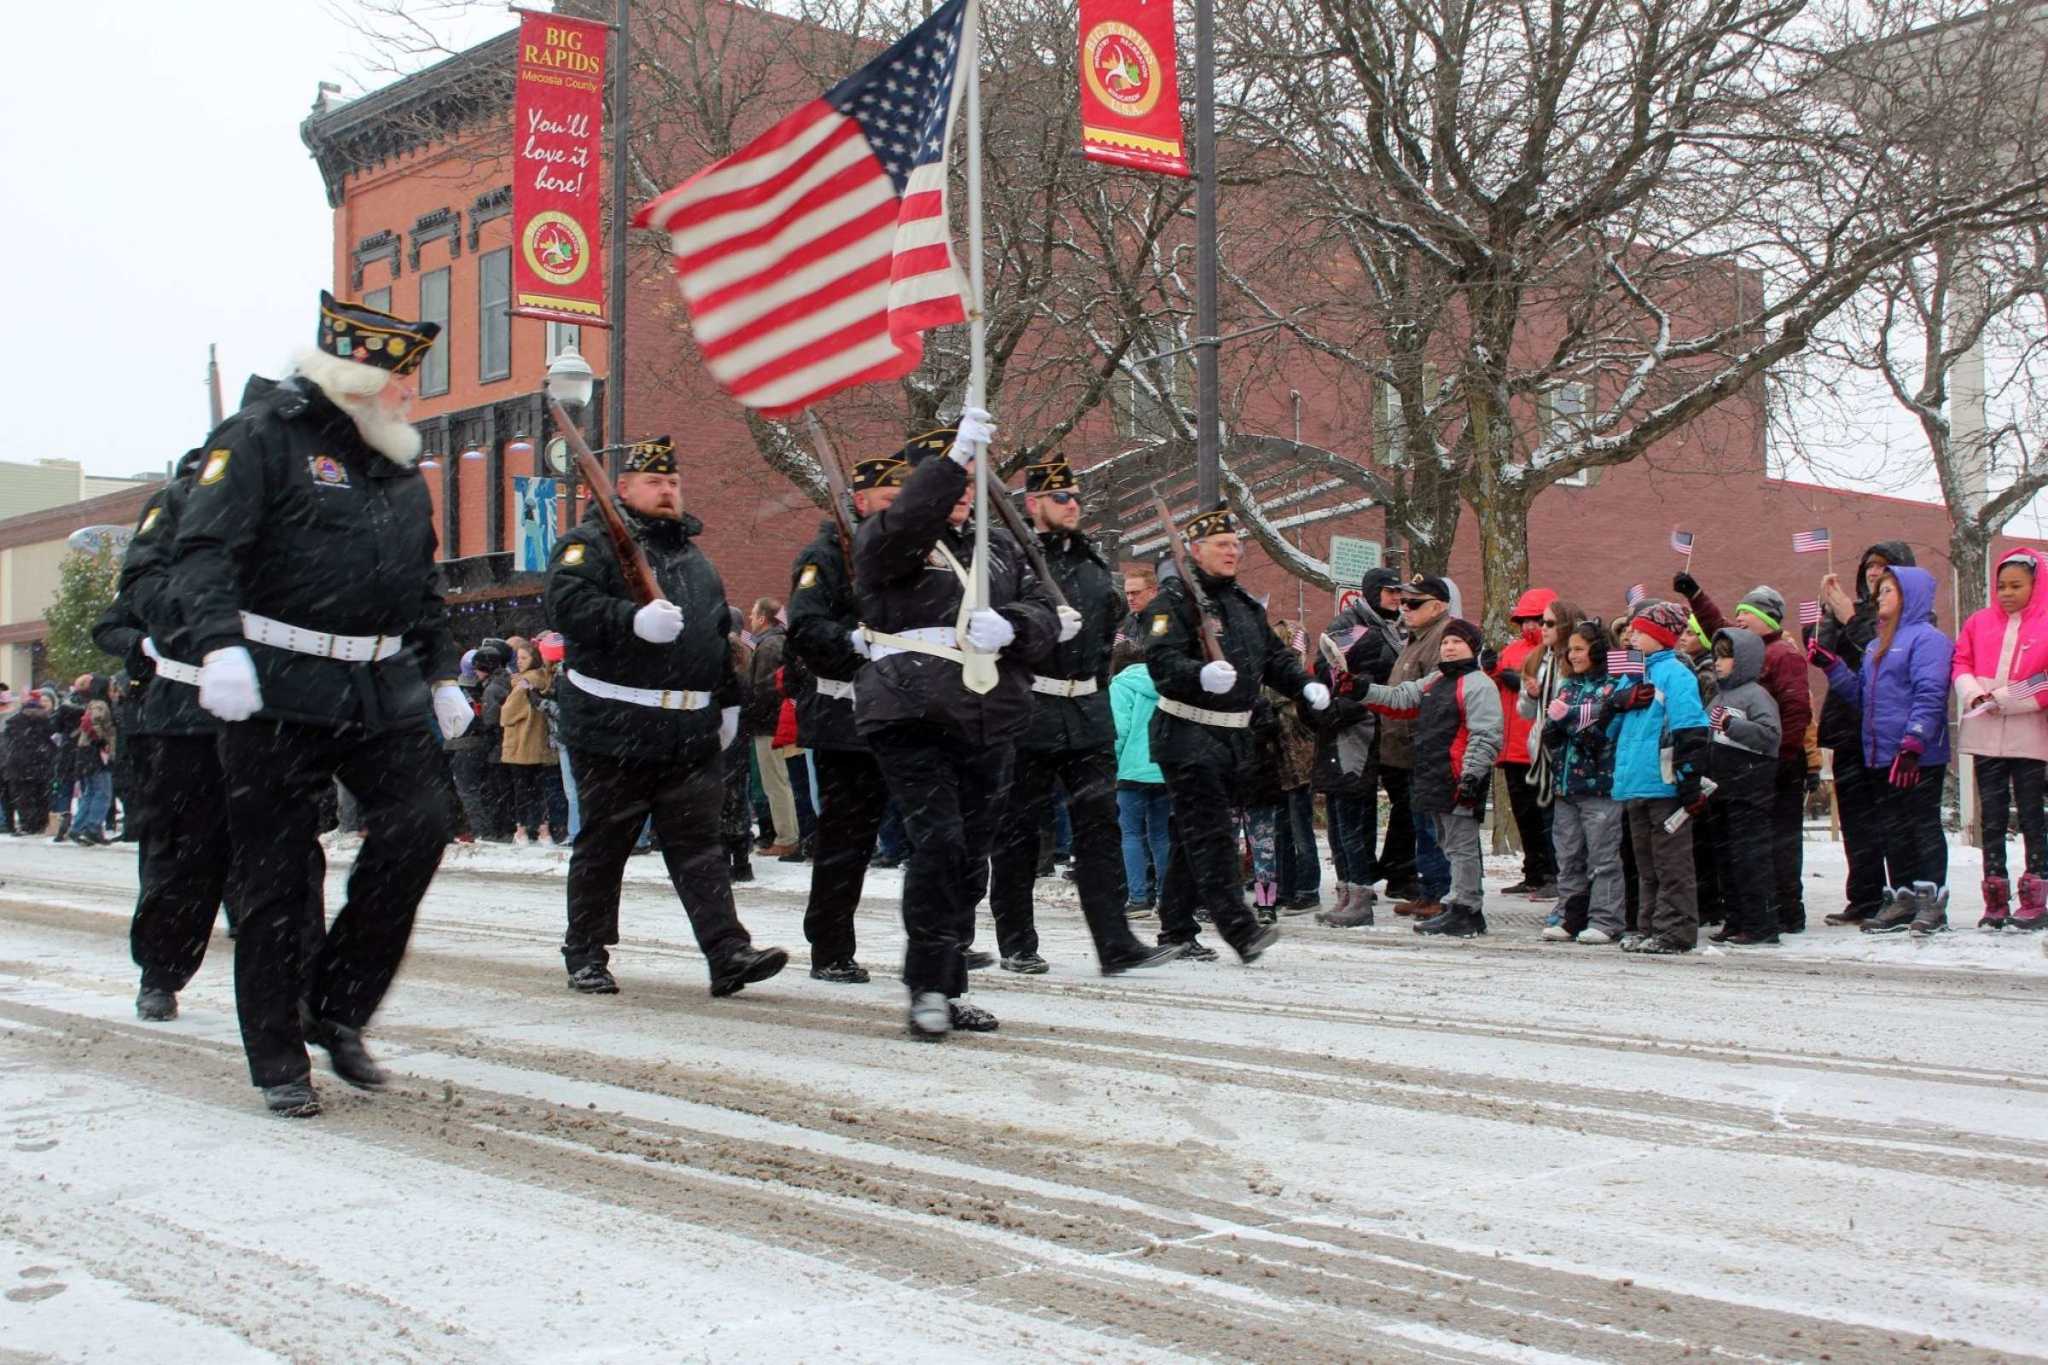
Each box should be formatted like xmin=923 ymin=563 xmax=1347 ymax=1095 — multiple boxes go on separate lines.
xmin=802 ymin=413 xmax=858 ymax=564
xmin=549 ymin=399 xmax=661 ymax=607
xmin=985 ymin=478 xmax=1069 ymax=612
xmin=1148 ymin=489 xmax=1224 ymax=664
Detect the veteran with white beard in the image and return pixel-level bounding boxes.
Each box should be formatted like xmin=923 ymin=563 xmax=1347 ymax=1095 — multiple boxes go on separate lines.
xmin=168 ymin=291 xmax=469 ymax=1118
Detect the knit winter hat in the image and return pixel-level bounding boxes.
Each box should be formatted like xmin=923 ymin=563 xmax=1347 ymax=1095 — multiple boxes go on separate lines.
xmin=1442 ymin=618 xmax=1484 ymax=654
xmin=1628 ymin=599 xmax=1688 ymax=650
xmin=1736 ymin=585 xmax=1786 ymax=633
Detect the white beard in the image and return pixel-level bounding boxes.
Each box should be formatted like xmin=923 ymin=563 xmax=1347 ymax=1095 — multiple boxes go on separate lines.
xmin=293 ymin=348 xmax=424 ymax=466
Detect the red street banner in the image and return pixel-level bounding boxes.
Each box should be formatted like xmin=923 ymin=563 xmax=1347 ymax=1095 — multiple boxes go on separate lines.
xmin=512 ymin=13 xmax=609 ymax=327
xmin=1078 ymin=0 xmax=1190 ymax=178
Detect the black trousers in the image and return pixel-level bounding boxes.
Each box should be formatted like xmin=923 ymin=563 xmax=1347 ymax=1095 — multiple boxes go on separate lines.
xmin=5 ymin=778 xmax=47 ymax=833
xmin=449 ymin=750 xmax=497 ymax=839
xmin=564 ymin=749 xmax=751 ymax=973
xmin=990 ymin=745 xmax=1147 ymax=965
xmin=1377 ymin=762 xmax=1416 ymax=891
xmin=1875 ymin=763 xmax=1948 ymax=890
xmin=869 ymin=721 xmax=1013 ymax=998
xmin=1834 ymin=745 xmax=1890 ymax=914
xmin=803 ymin=747 xmax=890 ymax=965
xmin=218 ymin=721 xmax=452 ymax=1089
xmin=1707 ymin=753 xmax=1777 ymax=938
xmin=1499 ymin=761 xmax=1556 ymax=884
xmin=1693 ymin=788 xmax=1724 ymax=925
xmin=505 ymin=763 xmax=548 ymax=836
xmin=129 ymin=734 xmax=234 ymax=993
xmin=1975 ymin=755 xmax=2047 ymax=879
xmin=1770 ymin=755 xmax=1809 ymax=930
xmin=1158 ymin=758 xmax=1265 ymax=955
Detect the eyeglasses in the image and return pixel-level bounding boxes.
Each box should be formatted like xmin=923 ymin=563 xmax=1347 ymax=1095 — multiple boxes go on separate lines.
xmin=1044 ymin=491 xmax=1078 ymax=505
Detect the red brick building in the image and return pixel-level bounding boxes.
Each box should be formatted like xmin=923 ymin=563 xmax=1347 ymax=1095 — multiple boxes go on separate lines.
xmin=300 ymin=7 xmax=2045 ymax=642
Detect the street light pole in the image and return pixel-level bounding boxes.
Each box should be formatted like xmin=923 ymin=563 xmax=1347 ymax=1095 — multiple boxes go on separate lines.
xmin=1193 ymin=0 xmax=1220 ymax=510
xmin=606 ymin=0 xmax=631 ymax=474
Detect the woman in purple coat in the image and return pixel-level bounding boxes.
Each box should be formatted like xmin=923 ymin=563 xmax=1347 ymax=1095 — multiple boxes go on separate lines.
xmin=1814 ymin=564 xmax=1954 ymax=934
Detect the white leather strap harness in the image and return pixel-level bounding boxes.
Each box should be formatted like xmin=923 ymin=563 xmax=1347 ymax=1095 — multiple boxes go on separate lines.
xmin=141 ymin=638 xmax=202 ymax=687
xmin=1157 ymin=696 xmax=1252 ymax=729
xmin=241 ymin=611 xmax=404 ymax=663
xmin=567 ymin=669 xmax=712 ymax=711
xmin=1030 ymin=675 xmax=1098 ymax=698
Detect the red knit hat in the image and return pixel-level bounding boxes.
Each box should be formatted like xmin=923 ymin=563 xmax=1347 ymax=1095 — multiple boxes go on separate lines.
xmin=1626 ymin=599 xmax=1687 ymax=650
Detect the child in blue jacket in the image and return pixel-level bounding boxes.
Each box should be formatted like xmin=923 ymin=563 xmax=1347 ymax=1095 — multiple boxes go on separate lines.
xmin=1609 ymin=600 xmax=1713 ymax=954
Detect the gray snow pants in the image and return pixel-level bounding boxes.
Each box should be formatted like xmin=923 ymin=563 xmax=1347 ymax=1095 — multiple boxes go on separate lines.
xmin=1433 ymin=809 xmax=1484 ymax=910
xmin=1625 ymin=798 xmax=1699 ymax=949
xmin=1553 ymin=794 xmax=1626 ymax=935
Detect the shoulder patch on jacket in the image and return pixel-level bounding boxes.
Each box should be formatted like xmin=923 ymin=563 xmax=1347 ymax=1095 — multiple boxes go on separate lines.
xmin=139 ymin=506 xmax=162 ymax=535
xmin=798 ymin=562 xmax=819 ymax=588
xmin=199 ymin=449 xmax=230 ymax=485
xmin=1150 ymin=613 xmax=1169 ymax=636
xmin=562 ymin=543 xmax=585 ymax=566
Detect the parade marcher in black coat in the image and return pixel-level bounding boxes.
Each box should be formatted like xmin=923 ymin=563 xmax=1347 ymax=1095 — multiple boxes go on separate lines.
xmin=544 ymin=435 xmax=787 ymax=999
xmin=782 ymin=452 xmax=918 ymax=984
xmin=852 ymin=409 xmax=1060 ymax=1040
xmin=1144 ymin=503 xmax=1325 ymax=962
xmin=986 ymin=456 xmax=1183 ymax=976
xmin=169 ymin=293 xmax=467 ymax=1118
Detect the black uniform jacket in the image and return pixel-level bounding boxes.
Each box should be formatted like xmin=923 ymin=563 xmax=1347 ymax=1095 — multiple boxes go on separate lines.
xmin=1017 ymin=529 xmax=1121 ymax=753
xmin=851 ymin=453 xmax=1059 ymax=746
xmin=785 ymin=517 xmax=867 ymax=752
xmin=544 ymin=505 xmax=739 ymax=766
xmin=1143 ymin=567 xmax=1313 ymax=769
xmin=168 ymin=377 xmax=458 ymax=734
xmin=91 ymin=453 xmax=215 ymax=738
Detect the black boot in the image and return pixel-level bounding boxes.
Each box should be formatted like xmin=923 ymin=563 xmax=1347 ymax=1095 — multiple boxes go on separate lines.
xmin=1101 ymin=941 xmax=1184 ymax=975
xmin=301 ymin=1006 xmax=388 ymax=1090
xmin=1415 ymin=903 xmax=1487 ymax=937
xmin=710 ymin=945 xmax=789 ymax=997
xmin=263 ymin=1078 xmax=321 ymax=1117
xmin=136 ymin=986 xmax=177 ymax=1022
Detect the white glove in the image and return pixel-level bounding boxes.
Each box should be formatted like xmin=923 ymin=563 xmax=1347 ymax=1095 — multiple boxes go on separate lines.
xmin=1303 ymin=681 xmax=1331 ymax=711
xmin=718 ymin=705 xmax=740 ymax=749
xmin=849 ymin=627 xmax=873 ymax=660
xmin=1056 ymin=606 xmax=1083 ymax=643
xmin=948 ymin=406 xmax=996 ymax=466
xmin=632 ymin=598 xmax=684 ymax=644
xmin=964 ymin=608 xmax=1015 ymax=652
xmin=198 ymin=646 xmax=262 ymax=722
xmin=433 ymin=684 xmax=474 ymax=741
xmin=1199 ymin=660 xmax=1238 ymax=695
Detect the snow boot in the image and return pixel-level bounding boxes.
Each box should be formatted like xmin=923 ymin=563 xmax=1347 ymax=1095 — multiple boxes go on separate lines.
xmin=135 ymin=986 xmax=177 ymax=1022
xmin=567 ymin=962 xmax=619 ymax=994
xmin=1861 ymin=886 xmax=1918 ymax=935
xmin=1908 ymin=882 xmax=1951 ymax=936
xmin=709 ymin=945 xmax=789 ymax=998
xmin=1979 ymin=876 xmax=2011 ymax=931
xmin=908 ymin=992 xmax=952 ymax=1041
xmin=1317 ymin=885 xmax=1377 ymax=927
xmin=1166 ymin=937 xmax=1219 ymax=962
xmin=1415 ymin=903 xmax=1487 ymax=937
xmin=263 ymin=1078 xmax=321 ymax=1118
xmin=1632 ymin=935 xmax=1692 ymax=955
xmin=2014 ymin=874 xmax=2048 ymax=931
xmin=948 ymin=999 xmax=999 ymax=1032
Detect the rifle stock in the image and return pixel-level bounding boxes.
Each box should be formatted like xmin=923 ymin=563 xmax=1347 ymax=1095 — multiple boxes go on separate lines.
xmin=1148 ymin=490 xmax=1224 ymax=664
xmin=801 ymin=413 xmax=858 ymax=565
xmin=549 ymin=399 xmax=661 ymax=607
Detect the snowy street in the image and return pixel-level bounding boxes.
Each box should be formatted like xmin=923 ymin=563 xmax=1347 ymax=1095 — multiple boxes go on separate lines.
xmin=2 ymin=835 xmax=2044 ymax=1363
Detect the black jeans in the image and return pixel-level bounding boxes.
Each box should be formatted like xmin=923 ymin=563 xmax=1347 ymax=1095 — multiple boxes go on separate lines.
xmin=1377 ymin=763 xmax=1416 ymax=891
xmin=5 ymin=778 xmax=47 ymax=833
xmin=869 ymin=721 xmax=1013 ymax=998
xmin=1158 ymin=758 xmax=1266 ymax=954
xmin=505 ymin=763 xmax=548 ymax=836
xmin=1771 ymin=754 xmax=1809 ymax=930
xmin=990 ymin=745 xmax=1148 ymax=965
xmin=1707 ymin=752 xmax=1777 ymax=938
xmin=1500 ymin=761 xmax=1556 ymax=885
xmin=1874 ymin=762 xmax=1948 ymax=889
xmin=218 ymin=721 xmax=452 ymax=1088
xmin=1834 ymin=745 xmax=1890 ymax=914
xmin=1974 ymin=755 xmax=2047 ymax=879
xmin=563 ymin=749 xmax=751 ymax=974
xmin=803 ymin=748 xmax=890 ymax=966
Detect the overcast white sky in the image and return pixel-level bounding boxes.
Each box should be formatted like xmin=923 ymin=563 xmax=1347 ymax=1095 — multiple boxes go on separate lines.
xmin=6 ymin=1 xmax=2040 ymax=538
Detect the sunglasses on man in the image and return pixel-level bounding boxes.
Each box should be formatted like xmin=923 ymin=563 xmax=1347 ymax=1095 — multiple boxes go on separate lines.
xmin=1400 ymin=597 xmax=1432 ymax=610
xmin=1042 ymin=491 xmax=1079 ymax=505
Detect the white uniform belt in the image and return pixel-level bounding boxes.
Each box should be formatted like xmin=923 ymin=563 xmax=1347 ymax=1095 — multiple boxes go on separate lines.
xmin=241 ymin=611 xmax=403 ymax=663
xmin=141 ymin=638 xmax=201 ymax=687
xmin=1157 ymin=696 xmax=1253 ymax=729
xmin=1030 ymin=675 xmax=1099 ymax=698
xmin=862 ymin=625 xmax=964 ymax=664
xmin=568 ymin=669 xmax=712 ymax=711
xmin=813 ymin=677 xmax=857 ymax=701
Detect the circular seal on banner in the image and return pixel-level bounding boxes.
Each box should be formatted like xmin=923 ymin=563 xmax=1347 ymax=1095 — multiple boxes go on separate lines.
xmin=522 ymin=211 xmax=591 ymax=288
xmin=1082 ymin=21 xmax=1162 ymax=118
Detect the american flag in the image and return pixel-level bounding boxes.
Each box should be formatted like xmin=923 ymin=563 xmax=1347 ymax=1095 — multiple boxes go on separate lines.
xmin=1573 ymin=699 xmax=1600 ymax=731
xmin=1671 ymin=530 xmax=1695 ymax=555
xmin=1608 ymin=649 xmax=1646 ymax=676
xmin=634 ymin=0 xmax=969 ymax=417
xmin=1799 ymin=599 xmax=1823 ymax=626
xmin=1290 ymin=624 xmax=1308 ymax=655
xmin=1792 ymin=527 xmax=1831 ymax=554
xmin=1709 ymin=704 xmax=1730 ymax=732
xmin=1625 ymin=583 xmax=1647 ymax=607
xmin=2011 ymin=673 xmax=2048 ymax=701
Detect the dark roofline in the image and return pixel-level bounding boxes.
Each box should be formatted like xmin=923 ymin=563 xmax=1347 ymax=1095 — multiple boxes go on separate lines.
xmin=1835 ymin=0 xmax=2048 ymax=64
xmin=300 ymin=29 xmax=518 ymax=208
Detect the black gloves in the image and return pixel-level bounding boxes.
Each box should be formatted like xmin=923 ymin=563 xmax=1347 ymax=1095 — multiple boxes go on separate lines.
xmin=1454 ymin=773 xmax=1487 ymax=811
xmin=1675 ymin=770 xmax=1702 ymax=807
xmin=1673 ymin=572 xmax=1700 ymax=599
xmin=1804 ymin=770 xmax=1822 ymax=794
xmin=1499 ymin=670 xmax=1522 ymax=693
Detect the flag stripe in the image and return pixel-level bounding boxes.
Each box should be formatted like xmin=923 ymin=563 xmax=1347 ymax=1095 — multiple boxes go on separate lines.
xmin=639 ymin=101 xmax=846 ymax=225
xmin=692 ymin=221 xmax=898 ymax=343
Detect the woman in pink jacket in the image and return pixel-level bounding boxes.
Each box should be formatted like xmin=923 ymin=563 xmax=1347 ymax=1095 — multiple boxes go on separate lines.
xmin=1953 ymin=547 xmax=2048 ymax=930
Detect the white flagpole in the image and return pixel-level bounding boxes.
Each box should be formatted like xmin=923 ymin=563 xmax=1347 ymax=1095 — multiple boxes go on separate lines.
xmin=961 ymin=0 xmax=997 ymax=695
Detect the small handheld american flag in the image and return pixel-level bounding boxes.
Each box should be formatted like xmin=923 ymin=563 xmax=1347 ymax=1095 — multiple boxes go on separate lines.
xmin=1799 ymin=599 xmax=1823 ymax=626
xmin=1670 ymin=530 xmax=1695 ymax=555
xmin=1290 ymin=624 xmax=1308 ymax=655
xmin=1625 ymin=583 xmax=1647 ymax=607
xmin=1608 ymin=649 xmax=1646 ymax=676
xmin=1573 ymin=699 xmax=1600 ymax=730
xmin=1709 ymin=704 xmax=1730 ymax=733
xmin=1792 ymin=527 xmax=1831 ymax=554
